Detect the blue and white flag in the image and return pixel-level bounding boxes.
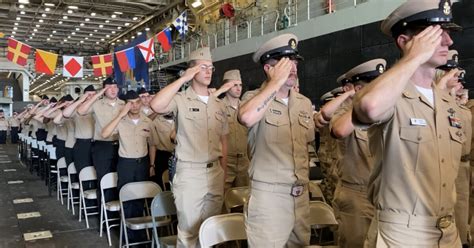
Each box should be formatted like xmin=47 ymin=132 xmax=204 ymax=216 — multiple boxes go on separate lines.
xmin=172 ymin=11 xmax=188 ymax=38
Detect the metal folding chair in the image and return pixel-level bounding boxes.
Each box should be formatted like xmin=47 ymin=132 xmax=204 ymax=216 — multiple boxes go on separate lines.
xmin=199 ymin=213 xmax=246 ymax=248
xmin=78 ymin=166 xmax=99 ymax=228
xmin=99 ymin=172 xmax=121 ymax=246
xmin=67 ymin=163 xmax=80 ymax=215
xmin=151 ymin=191 xmax=177 ymax=248
xmin=224 ymin=186 xmax=249 ymax=213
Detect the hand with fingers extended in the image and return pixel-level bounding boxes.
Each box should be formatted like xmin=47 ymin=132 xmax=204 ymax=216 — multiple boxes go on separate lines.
xmin=403 ymin=25 xmax=444 ymax=66
xmin=266 ymin=57 xmax=293 ymax=88
xmin=180 ymin=65 xmax=201 ymax=82
xmin=79 ymin=91 xmax=96 ymax=101
xmin=437 ymin=69 xmax=459 ymax=90
xmin=119 ymin=102 xmax=131 ymax=118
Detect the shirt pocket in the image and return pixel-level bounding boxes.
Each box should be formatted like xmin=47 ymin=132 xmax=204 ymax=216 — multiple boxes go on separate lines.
xmin=298 ymin=115 xmax=313 ymax=142
xmin=264 ymin=114 xmax=290 ymax=144
xmin=449 ymin=128 xmax=465 ymax=168
xmin=399 ymin=126 xmax=434 ymax=172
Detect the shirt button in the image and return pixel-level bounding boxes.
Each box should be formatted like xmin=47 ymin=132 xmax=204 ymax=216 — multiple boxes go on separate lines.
xmin=441 ymin=207 xmax=445 ymax=211
xmin=441 ymin=158 xmax=445 ymax=163
xmin=442 ymin=183 xmax=446 ymax=187
xmin=417 ymin=136 xmax=422 ymax=141
xmin=438 ymin=135 xmax=442 ymax=139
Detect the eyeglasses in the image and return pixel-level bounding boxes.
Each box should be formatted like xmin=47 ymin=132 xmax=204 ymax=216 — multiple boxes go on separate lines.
xmin=199 ymin=64 xmax=215 ymax=72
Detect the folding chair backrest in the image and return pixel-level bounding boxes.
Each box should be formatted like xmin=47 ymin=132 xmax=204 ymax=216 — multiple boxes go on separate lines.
xmin=199 ymin=213 xmax=246 ymax=247
xmin=151 ymin=191 xmax=176 ymax=218
xmin=308 ymin=201 xmax=338 ymax=228
xmin=67 ymin=163 xmax=77 ymax=175
xmin=224 ymin=186 xmax=249 ymax=211
xmin=79 ymin=166 xmax=97 ymax=182
xmin=57 ymin=157 xmax=67 ymax=169
xmin=31 ymin=139 xmax=38 ymax=148
xmin=100 ymin=172 xmax=118 ymax=190
xmin=119 ymin=181 xmax=161 ymax=203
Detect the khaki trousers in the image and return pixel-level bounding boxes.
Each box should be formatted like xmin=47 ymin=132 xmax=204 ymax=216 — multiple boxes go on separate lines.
xmin=173 ymin=161 xmax=224 ymax=248
xmin=224 ymin=155 xmax=250 ymax=192
xmin=455 ymin=163 xmax=471 ymax=244
xmin=245 ymin=182 xmax=310 ymax=247
xmin=332 ymin=183 xmax=374 ymax=248
xmin=364 ymin=211 xmax=462 ymax=248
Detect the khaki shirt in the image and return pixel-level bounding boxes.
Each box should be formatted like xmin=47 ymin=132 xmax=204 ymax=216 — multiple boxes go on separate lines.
xmin=152 ymin=115 xmax=176 ymax=152
xmin=65 ymin=118 xmax=75 ymax=148
xmin=164 ymin=86 xmax=229 ymax=163
xmin=8 ymin=117 xmax=19 ymax=127
xmin=46 ymin=121 xmax=56 ymax=142
xmin=72 ymin=111 xmax=94 ymax=139
xmin=115 ymin=114 xmax=156 ymax=158
xmin=243 ymin=89 xmax=315 ymax=185
xmin=0 ymin=118 xmax=8 ymax=131
xmin=222 ymin=96 xmax=248 ymax=157
xmin=87 ymin=97 xmax=124 ymax=141
xmin=331 ymin=101 xmax=374 ymax=186
xmin=55 ymin=121 xmax=68 ymax=141
xmin=466 ymin=100 xmax=474 ymax=166
xmin=364 ymin=83 xmax=465 ymax=217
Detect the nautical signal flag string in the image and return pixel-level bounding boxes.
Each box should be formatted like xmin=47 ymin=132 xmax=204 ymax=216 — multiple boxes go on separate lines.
xmin=3 ymin=11 xmax=188 ymax=75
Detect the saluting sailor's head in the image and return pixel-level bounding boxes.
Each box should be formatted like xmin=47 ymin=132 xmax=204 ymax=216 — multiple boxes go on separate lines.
xmin=253 ymin=33 xmax=303 ymax=89
xmin=188 ymin=47 xmax=214 ymax=87
xmin=381 ymin=0 xmax=460 ymax=67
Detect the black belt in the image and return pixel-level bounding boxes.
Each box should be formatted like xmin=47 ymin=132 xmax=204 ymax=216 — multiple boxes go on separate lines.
xmin=461 ymin=154 xmax=470 ymax=162
xmin=95 ymin=140 xmax=119 ymax=146
xmin=230 ymin=153 xmax=245 ymax=158
xmin=120 ymin=156 xmax=147 ymax=163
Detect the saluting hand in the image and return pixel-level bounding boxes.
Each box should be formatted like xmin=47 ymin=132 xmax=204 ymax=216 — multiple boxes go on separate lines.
xmin=181 ymin=65 xmax=201 ymax=82
xmin=266 ymin=57 xmax=292 ymax=87
xmin=79 ymin=91 xmax=96 ymax=101
xmin=436 ymin=69 xmax=459 ymax=90
xmin=403 ymin=25 xmax=443 ymax=66
xmin=119 ymin=102 xmax=131 ymax=118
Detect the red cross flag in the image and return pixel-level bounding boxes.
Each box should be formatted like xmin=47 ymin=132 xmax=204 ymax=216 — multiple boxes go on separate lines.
xmin=7 ymin=38 xmax=31 ymax=66
xmin=137 ymin=38 xmax=155 ymax=63
xmin=63 ymin=56 xmax=84 ymax=78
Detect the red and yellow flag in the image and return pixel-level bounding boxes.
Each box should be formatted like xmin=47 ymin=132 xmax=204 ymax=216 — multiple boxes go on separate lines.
xmin=35 ymin=49 xmax=58 ymax=75
xmin=7 ymin=38 xmax=31 ymax=66
xmin=91 ymin=54 xmax=113 ymax=77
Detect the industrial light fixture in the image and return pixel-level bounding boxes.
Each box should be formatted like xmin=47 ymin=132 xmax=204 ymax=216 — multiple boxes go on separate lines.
xmin=20 ymin=11 xmax=25 ymax=14
xmin=18 ymin=0 xmax=30 ymax=3
xmin=124 ymin=22 xmax=130 ymax=26
xmin=67 ymin=10 xmax=73 ymax=14
xmin=132 ymin=17 xmax=138 ymax=21
xmin=80 ymin=23 xmax=85 ymax=26
xmin=68 ymin=6 xmax=78 ymax=9
xmin=35 ymin=24 xmax=40 ymax=27
xmin=19 ymin=4 xmax=25 ymax=9
xmin=63 ymin=15 xmax=68 ymax=19
xmin=58 ymin=21 xmax=62 ymax=24
xmin=16 ymin=17 xmax=21 ymax=20
xmin=41 ymin=13 xmax=46 ymax=17
xmin=99 ymin=25 xmax=103 ymax=28
xmin=44 ymin=3 xmax=55 ymax=7
xmin=91 ymin=12 xmax=96 ymax=16
xmin=191 ymin=0 xmax=203 ymax=8
xmin=52 ymin=30 xmax=56 ymax=33
xmin=85 ymin=18 xmax=90 ymax=21
xmin=114 ymin=11 xmax=122 ymax=15
xmin=111 ymin=14 xmax=116 ymax=18
xmin=145 ymin=27 xmax=150 ymax=31
xmin=45 ymin=7 xmax=50 ymax=11
xmin=39 ymin=19 xmax=43 ymax=23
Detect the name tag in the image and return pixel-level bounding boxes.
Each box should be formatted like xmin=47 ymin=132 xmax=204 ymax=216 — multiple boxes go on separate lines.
xmin=189 ymin=108 xmax=200 ymax=112
xmin=410 ymin=118 xmax=427 ymax=126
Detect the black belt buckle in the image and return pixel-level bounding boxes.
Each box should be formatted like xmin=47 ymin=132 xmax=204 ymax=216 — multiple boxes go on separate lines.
xmin=206 ymin=162 xmax=214 ymax=168
xmin=436 ymin=215 xmax=453 ymax=229
xmin=291 ymin=184 xmax=304 ymax=197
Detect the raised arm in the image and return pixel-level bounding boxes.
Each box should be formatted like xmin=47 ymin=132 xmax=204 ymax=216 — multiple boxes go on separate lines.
xmin=77 ymin=87 xmax=107 ymax=116
xmin=320 ymin=90 xmax=354 ymax=122
xmin=150 ymin=66 xmax=200 ymax=114
xmin=238 ymin=58 xmax=292 ymax=127
xmin=211 ymin=81 xmax=234 ymax=97
xmin=353 ymin=25 xmax=443 ymax=123
xmin=63 ymin=92 xmax=94 ymax=118
xmin=101 ymin=102 xmax=130 ymax=139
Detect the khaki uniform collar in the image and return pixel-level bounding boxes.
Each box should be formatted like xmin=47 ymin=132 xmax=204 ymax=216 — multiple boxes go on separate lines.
xmin=223 ymin=95 xmax=240 ymax=109
xmin=402 ymin=82 xmax=453 ymax=108
xmin=185 ymin=86 xmax=220 ymax=103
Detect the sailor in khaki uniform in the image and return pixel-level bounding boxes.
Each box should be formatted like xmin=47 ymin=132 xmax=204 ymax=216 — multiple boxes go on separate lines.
xmin=53 ymin=95 xmax=75 ymax=163
xmin=239 ymin=33 xmax=315 ymax=247
xmin=213 ymin=69 xmax=250 ymax=191
xmin=62 ymin=85 xmax=96 ymax=174
xmin=353 ymin=1 xmax=464 ymax=247
xmin=435 ymin=56 xmax=472 ymax=247
xmin=0 ymin=109 xmax=8 ymax=144
xmin=8 ymin=112 xmax=20 ymax=144
xmin=102 ymin=90 xmax=157 ymax=243
xmin=330 ymin=59 xmax=386 ymax=248
xmin=150 ymin=47 xmax=228 ymax=247
xmin=77 ymin=78 xmax=125 ymax=207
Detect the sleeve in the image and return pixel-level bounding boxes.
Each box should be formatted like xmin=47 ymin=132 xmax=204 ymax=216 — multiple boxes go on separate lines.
xmin=148 ymin=121 xmax=159 ymax=147
xmin=163 ymin=95 xmax=178 ymax=116
xmin=329 ymin=101 xmax=352 ymax=131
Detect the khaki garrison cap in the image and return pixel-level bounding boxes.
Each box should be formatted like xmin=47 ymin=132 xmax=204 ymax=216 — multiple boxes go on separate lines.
xmin=252 ymin=33 xmax=303 ymax=64
xmin=459 ymin=69 xmax=466 ymax=83
xmin=337 ymin=73 xmax=351 ymax=85
xmin=381 ymin=0 xmax=462 ymax=37
xmin=189 ymin=47 xmax=212 ymax=61
xmin=346 ymin=59 xmax=387 ymax=83
xmin=223 ymin=69 xmax=242 ymax=82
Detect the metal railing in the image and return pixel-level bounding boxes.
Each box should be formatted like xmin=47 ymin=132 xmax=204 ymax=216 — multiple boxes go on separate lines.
xmin=160 ymin=0 xmax=367 ymax=64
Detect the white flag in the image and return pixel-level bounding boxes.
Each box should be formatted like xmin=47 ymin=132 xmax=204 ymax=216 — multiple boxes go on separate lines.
xmin=137 ymin=38 xmax=155 ymax=63
xmin=63 ymin=56 xmax=83 ymax=78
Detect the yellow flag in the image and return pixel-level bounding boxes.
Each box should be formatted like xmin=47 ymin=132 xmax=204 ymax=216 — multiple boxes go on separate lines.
xmin=0 ymin=32 xmax=5 ymax=38
xmin=35 ymin=49 xmax=58 ymax=75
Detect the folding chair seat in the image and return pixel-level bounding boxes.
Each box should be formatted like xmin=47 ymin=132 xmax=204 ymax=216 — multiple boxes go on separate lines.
xmin=119 ymin=181 xmax=170 ymax=248
xmin=151 ymin=191 xmax=177 ymax=248
xmin=308 ymin=201 xmax=338 ymax=246
xmin=78 ymin=166 xmax=99 ymax=228
xmin=99 ymin=172 xmax=121 ymax=246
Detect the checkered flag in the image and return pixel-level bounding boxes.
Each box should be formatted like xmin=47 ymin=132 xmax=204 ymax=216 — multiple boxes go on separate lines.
xmin=172 ymin=11 xmax=188 ymax=38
